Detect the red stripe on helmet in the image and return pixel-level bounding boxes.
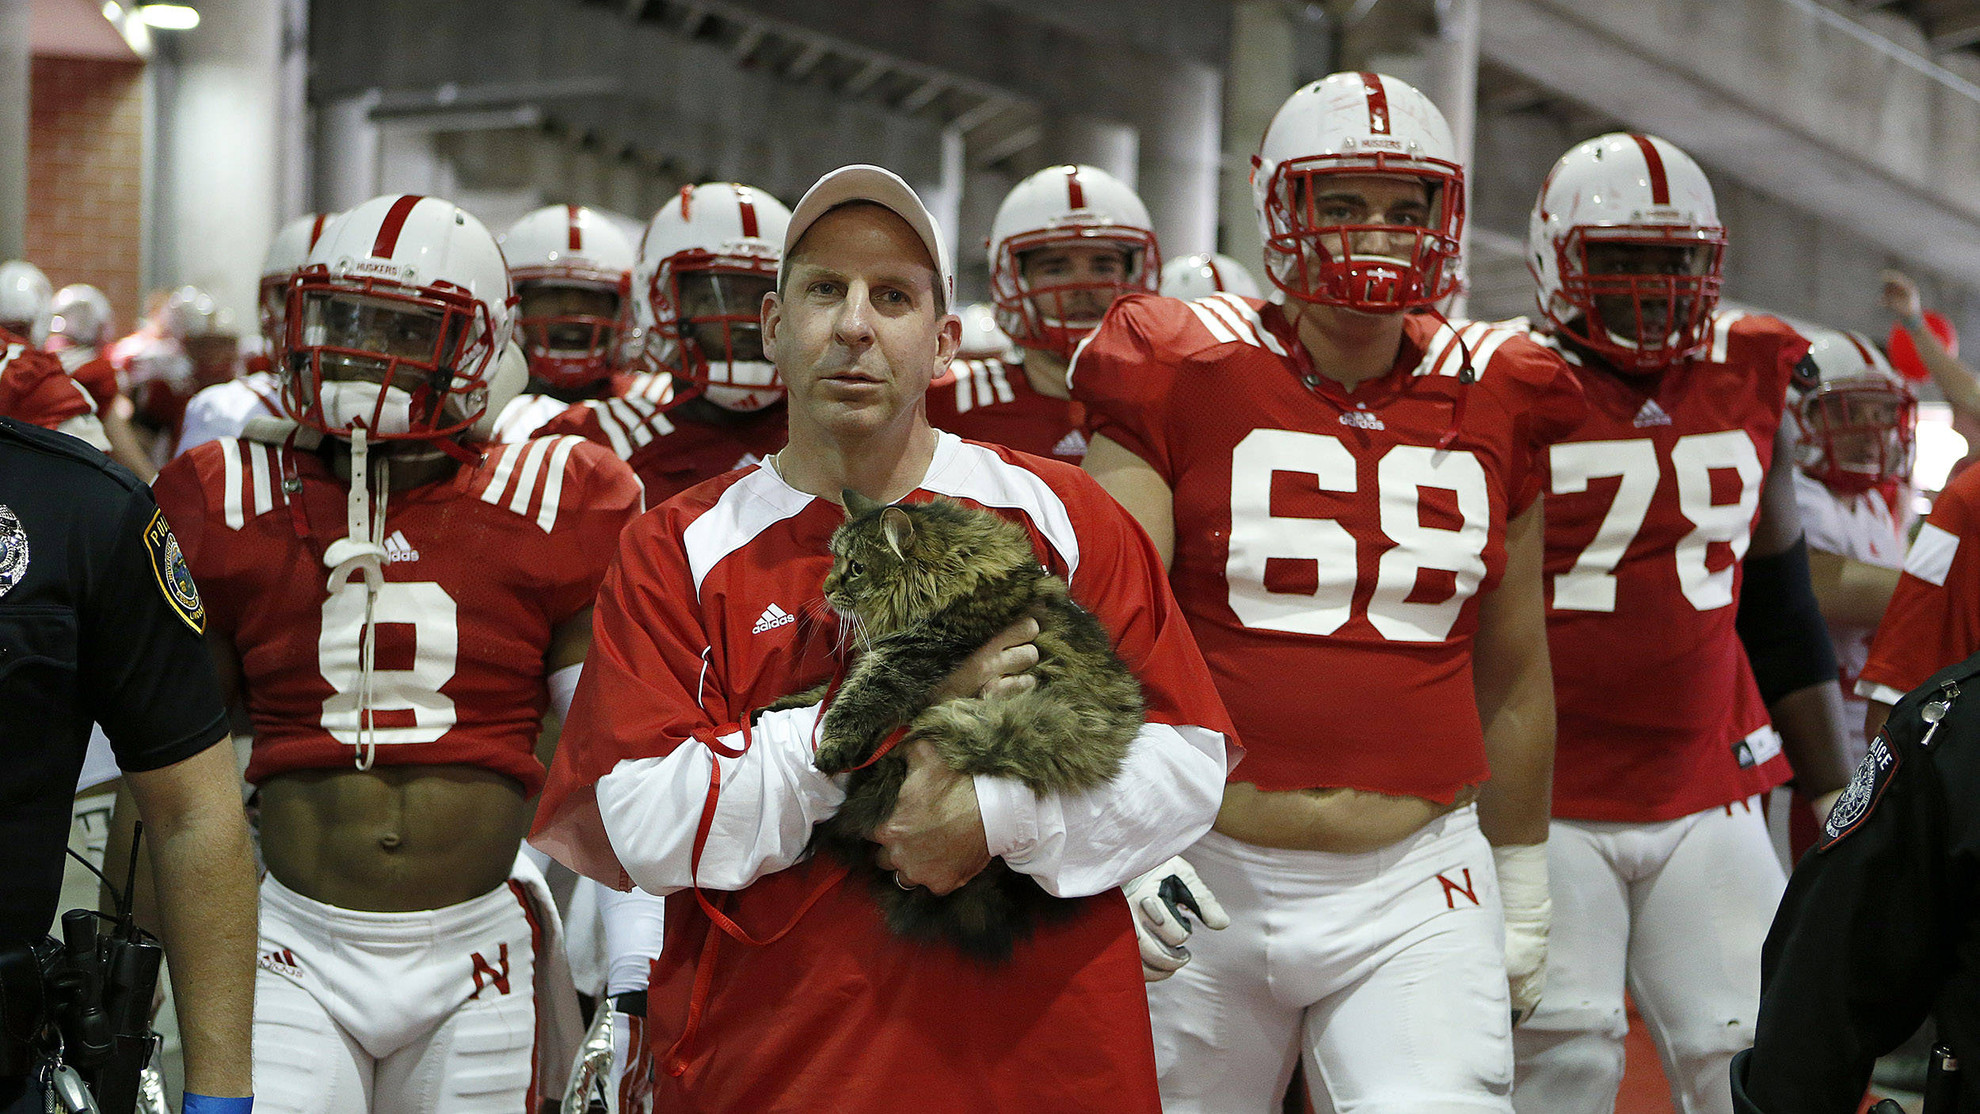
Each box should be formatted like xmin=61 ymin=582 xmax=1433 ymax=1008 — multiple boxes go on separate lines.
xmin=1065 ymin=166 xmax=1086 ymax=209
xmin=1848 ymin=333 xmax=1878 ymax=366
xmin=567 ymin=204 xmax=583 ymax=251
xmin=678 ymin=185 xmax=694 ymax=222
xmin=1629 ymin=135 xmax=1671 ymax=205
xmin=1360 ymin=73 xmax=1392 ymax=136
xmin=1205 ymin=256 xmax=1225 ymax=291
xmin=370 ymin=195 xmax=425 ymax=260
xmin=736 ymin=188 xmax=760 ymax=239
xmin=307 ymin=212 xmax=329 ymax=250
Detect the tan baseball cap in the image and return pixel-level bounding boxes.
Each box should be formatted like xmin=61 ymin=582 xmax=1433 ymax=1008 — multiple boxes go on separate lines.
xmin=780 ymin=164 xmax=953 ymax=311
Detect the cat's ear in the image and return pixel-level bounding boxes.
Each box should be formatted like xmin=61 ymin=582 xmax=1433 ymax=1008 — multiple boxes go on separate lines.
xmin=880 ymin=506 xmax=916 ymax=557
xmin=842 ymin=488 xmax=882 ymax=517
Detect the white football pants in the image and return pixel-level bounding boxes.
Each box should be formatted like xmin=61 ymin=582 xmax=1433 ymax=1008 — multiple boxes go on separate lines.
xmin=250 ymin=873 xmax=543 ymax=1114
xmin=1147 ymin=806 xmax=1515 ymax=1113
xmin=1512 ymin=798 xmax=1786 ymax=1114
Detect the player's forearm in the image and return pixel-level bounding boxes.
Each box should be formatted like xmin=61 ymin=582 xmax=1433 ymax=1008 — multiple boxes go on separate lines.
xmin=1806 ymin=548 xmax=1901 ymax=630
xmin=1476 ymin=682 xmax=1555 ymax=846
xmin=1473 ymin=503 xmax=1555 ymax=846
xmin=978 ymin=721 xmax=1228 ymax=897
xmin=1899 ymin=317 xmax=1980 ymax=420
xmin=594 ymin=703 xmax=844 ymax=894
xmin=1768 ymin=681 xmax=1857 ymax=797
xmin=146 ymin=795 xmax=257 ymax=1096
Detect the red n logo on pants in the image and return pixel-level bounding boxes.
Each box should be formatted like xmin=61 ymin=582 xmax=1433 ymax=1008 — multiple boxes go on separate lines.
xmin=1437 ymin=869 xmax=1479 ymax=909
xmin=469 ymin=943 xmax=511 ymax=998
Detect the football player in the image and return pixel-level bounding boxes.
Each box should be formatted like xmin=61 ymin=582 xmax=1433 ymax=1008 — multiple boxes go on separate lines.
xmin=1773 ymin=328 xmax=1918 ymax=858
xmin=0 ymin=259 xmax=53 ymax=349
xmin=1855 ymin=271 xmax=1980 ymax=735
xmin=175 ymin=213 xmax=337 ymax=458
xmin=43 ymin=282 xmax=158 ymax=479
xmin=535 ymin=182 xmax=790 ymax=504
xmin=1512 ymin=133 xmax=1856 ymax=1114
xmin=151 ymin=193 xmax=644 ymax=1114
xmin=1 ymin=322 xmax=106 ymax=447
xmin=0 ymin=264 xmax=120 ymax=461
xmin=1072 ymin=72 xmax=1580 ymax=1111
xmin=127 ymin=286 xmax=242 ymax=462
xmin=925 ymin=164 xmax=1159 ymax=466
xmin=489 ymin=204 xmax=641 ymax=442
xmin=532 ymin=182 xmax=794 ymax=1112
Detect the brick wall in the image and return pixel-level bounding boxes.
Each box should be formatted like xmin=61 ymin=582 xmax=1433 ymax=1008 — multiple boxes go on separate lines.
xmin=27 ymin=56 xmax=147 ymax=338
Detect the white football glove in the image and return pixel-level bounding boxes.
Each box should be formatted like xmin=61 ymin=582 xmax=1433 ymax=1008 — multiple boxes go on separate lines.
xmin=1494 ymin=842 xmax=1551 ymax=1026
xmin=1124 ymin=857 xmax=1229 ymax=982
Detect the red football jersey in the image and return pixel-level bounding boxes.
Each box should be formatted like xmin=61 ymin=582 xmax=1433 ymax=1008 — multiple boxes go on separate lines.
xmin=924 ymin=357 xmax=1089 ymax=464
xmin=1539 ymin=312 xmax=1810 ymax=821
xmin=53 ymin=349 xmax=119 ymax=414
xmin=153 ymin=434 xmax=643 ymax=792
xmin=533 ymin=432 xmax=1232 ymax=1112
xmin=1071 ymin=293 xmax=1584 ymax=800
xmin=537 ymin=395 xmax=787 ymax=505
xmin=0 ymin=329 xmax=95 ymax=429
xmin=1858 ymin=462 xmax=1980 ymax=704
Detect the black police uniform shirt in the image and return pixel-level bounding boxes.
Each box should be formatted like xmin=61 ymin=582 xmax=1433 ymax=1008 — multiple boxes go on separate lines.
xmin=0 ymin=417 xmax=227 ymax=948
xmin=1741 ymin=645 xmax=1980 ymax=1114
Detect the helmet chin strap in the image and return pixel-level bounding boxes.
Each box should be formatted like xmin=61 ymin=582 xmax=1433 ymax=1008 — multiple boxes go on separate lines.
xmin=321 ymin=426 xmax=392 ymax=771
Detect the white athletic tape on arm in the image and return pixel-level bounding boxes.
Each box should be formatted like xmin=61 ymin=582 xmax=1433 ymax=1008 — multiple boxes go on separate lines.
xmin=549 ymin=662 xmax=584 ymax=724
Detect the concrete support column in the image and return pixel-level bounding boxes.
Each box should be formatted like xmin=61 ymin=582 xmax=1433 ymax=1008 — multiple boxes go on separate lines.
xmin=1041 ymin=115 xmax=1139 ymax=188
xmin=0 ymin=0 xmax=28 ymax=260
xmin=276 ymin=0 xmax=310 ymax=221
xmin=1127 ymin=60 xmax=1221 ymax=261
xmin=157 ymin=0 xmax=285 ymax=325
xmin=1423 ymin=0 xmax=1481 ymax=313
xmin=1222 ymin=0 xmax=1297 ymax=280
xmin=315 ymin=91 xmax=381 ymax=214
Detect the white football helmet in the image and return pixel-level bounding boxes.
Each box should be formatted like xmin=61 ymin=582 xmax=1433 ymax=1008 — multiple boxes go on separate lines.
xmin=1251 ymin=72 xmax=1464 ymax=311
xmin=50 ymin=284 xmax=113 ymax=349
xmin=0 ymin=260 xmax=54 ymax=346
xmin=165 ymin=285 xmax=236 ymax=340
xmin=1529 ymin=133 xmax=1725 ymax=373
xmin=957 ymin=302 xmax=1016 ymax=361
xmin=988 ymin=165 xmax=1159 ymax=360
xmin=500 ymin=204 xmax=637 ymax=390
xmin=468 ymin=340 xmax=531 ymax=443
xmin=260 ymin=213 xmax=339 ymax=350
xmin=284 ymin=194 xmax=514 ymax=441
xmin=1792 ymin=328 xmax=1917 ymax=494
xmin=634 ymin=183 xmax=791 ymax=412
xmin=1160 ymin=252 xmax=1263 ymax=301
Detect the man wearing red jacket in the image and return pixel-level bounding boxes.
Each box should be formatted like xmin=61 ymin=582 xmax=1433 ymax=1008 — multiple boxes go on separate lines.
xmin=532 ymin=165 xmax=1236 ymax=1112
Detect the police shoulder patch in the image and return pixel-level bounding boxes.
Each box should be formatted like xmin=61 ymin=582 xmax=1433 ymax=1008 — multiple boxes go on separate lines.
xmin=0 ymin=503 xmax=27 ymax=599
xmin=1820 ymin=731 xmax=1900 ymax=850
xmin=143 ymin=508 xmax=205 ymax=634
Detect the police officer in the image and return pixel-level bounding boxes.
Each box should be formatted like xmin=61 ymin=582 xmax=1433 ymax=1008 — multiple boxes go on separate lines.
xmin=0 ymin=416 xmax=256 ymax=1113
xmin=1732 ymin=645 xmax=1980 ymax=1114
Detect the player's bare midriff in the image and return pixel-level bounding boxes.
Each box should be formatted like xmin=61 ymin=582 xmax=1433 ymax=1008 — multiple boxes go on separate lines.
xmin=1214 ymin=781 xmax=1482 ymax=853
xmin=258 ymin=764 xmax=532 ymax=912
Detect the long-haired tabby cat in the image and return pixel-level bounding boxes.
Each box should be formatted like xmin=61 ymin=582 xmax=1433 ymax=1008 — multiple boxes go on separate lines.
xmin=769 ymin=488 xmax=1144 ymax=962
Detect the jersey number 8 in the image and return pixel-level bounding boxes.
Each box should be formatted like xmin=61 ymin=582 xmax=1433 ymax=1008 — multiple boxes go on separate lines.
xmin=318 ymin=580 xmax=460 ymax=744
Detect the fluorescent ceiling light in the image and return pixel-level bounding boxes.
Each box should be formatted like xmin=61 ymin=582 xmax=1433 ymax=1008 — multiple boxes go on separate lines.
xmin=137 ymin=3 xmax=199 ymax=29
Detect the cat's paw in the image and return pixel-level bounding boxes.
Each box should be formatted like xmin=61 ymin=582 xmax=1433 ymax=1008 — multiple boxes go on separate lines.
xmin=812 ymin=732 xmax=862 ymax=774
